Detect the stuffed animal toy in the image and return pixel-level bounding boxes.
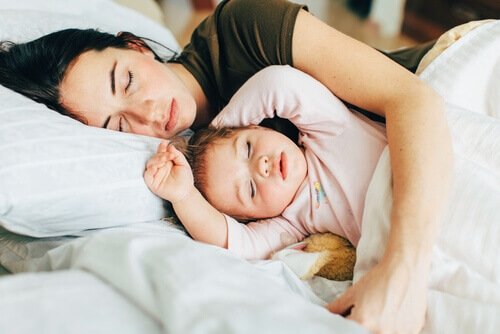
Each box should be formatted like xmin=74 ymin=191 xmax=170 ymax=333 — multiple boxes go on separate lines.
xmin=272 ymin=233 xmax=356 ymax=281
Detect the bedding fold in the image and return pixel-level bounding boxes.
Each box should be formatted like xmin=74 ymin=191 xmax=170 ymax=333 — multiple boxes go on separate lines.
xmin=355 ymin=20 xmax=500 ymax=333
xmin=11 ymin=221 xmax=366 ymax=334
xmin=356 ymin=105 xmax=500 ymax=333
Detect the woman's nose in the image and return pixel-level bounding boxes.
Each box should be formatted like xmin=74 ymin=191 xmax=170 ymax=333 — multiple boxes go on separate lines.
xmin=128 ymin=99 xmax=163 ymax=129
xmin=257 ymin=156 xmax=270 ymax=177
xmin=140 ymin=100 xmax=163 ymax=124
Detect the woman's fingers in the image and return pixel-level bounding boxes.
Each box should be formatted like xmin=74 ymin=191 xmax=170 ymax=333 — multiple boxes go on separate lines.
xmin=327 ymin=289 xmax=354 ymax=317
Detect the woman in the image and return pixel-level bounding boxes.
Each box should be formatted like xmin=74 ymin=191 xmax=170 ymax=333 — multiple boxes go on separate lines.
xmin=0 ymin=0 xmax=452 ymax=332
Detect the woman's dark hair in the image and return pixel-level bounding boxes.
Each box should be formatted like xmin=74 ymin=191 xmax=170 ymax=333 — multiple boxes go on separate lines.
xmin=0 ymin=28 xmax=173 ymax=123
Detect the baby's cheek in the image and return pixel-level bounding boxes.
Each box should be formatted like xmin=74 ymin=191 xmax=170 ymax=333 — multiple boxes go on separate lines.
xmin=261 ymin=186 xmax=290 ymax=216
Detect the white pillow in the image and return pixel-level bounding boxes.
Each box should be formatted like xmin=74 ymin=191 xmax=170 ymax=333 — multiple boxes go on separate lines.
xmin=0 ymin=0 xmax=180 ymax=236
xmin=0 ymin=0 xmax=179 ymax=48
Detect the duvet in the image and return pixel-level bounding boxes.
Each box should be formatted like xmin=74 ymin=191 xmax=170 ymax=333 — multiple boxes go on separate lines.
xmin=357 ymin=20 xmax=500 ymax=333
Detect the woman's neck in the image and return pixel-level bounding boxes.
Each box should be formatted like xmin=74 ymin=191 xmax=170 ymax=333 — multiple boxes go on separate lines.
xmin=166 ymin=62 xmax=212 ymax=129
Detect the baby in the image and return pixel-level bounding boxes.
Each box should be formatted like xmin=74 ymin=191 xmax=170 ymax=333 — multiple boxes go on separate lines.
xmin=145 ymin=66 xmax=387 ymax=259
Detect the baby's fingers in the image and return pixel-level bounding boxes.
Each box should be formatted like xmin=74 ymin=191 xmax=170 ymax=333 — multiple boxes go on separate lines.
xmin=167 ymin=145 xmax=189 ymax=166
xmin=144 ymin=163 xmax=159 ymax=189
xmin=145 ymin=160 xmax=173 ymax=191
xmin=146 ymin=154 xmax=167 ymax=171
xmin=157 ymin=140 xmax=172 ymax=153
xmin=152 ymin=161 xmax=173 ymax=189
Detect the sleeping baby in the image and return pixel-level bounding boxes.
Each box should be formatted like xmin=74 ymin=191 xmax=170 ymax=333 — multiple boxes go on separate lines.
xmin=144 ymin=65 xmax=387 ymax=259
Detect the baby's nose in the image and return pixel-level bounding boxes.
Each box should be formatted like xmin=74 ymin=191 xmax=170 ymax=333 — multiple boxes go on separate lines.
xmin=258 ymin=156 xmax=270 ymax=177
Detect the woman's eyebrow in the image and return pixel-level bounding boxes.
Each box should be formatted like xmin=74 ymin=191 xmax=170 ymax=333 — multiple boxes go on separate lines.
xmin=110 ymin=60 xmax=117 ymax=95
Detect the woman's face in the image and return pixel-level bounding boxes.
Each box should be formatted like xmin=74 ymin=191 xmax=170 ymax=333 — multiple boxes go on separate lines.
xmin=59 ymin=47 xmax=197 ymax=139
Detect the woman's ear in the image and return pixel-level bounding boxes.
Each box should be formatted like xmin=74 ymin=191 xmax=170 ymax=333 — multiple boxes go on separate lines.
xmin=117 ymin=31 xmax=154 ymax=57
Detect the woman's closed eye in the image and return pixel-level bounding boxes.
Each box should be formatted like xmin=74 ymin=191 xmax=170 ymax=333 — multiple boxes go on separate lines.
xmin=118 ymin=116 xmax=124 ymax=132
xmin=125 ymin=70 xmax=134 ymax=93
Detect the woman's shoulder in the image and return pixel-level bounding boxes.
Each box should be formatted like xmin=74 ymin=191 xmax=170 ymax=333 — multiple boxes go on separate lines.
xmin=176 ymin=0 xmax=306 ymax=112
xmin=187 ymin=0 xmax=305 ymax=59
xmin=217 ymin=0 xmax=303 ymax=19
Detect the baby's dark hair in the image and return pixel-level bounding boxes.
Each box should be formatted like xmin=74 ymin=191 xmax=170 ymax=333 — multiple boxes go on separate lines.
xmin=0 ymin=28 xmax=173 ymax=123
xmin=187 ymin=126 xmax=240 ymax=199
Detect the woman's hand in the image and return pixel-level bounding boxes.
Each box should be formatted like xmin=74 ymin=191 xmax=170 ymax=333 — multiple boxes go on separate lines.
xmin=327 ymin=253 xmax=428 ymax=334
xmin=144 ymin=141 xmax=194 ymax=203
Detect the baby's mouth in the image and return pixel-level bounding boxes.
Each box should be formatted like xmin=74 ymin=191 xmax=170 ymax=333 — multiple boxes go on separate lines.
xmin=280 ymin=152 xmax=288 ymax=180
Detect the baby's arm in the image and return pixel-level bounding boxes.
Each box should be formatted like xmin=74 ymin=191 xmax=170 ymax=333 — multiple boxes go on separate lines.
xmin=212 ymin=66 xmax=348 ymax=133
xmin=144 ymin=142 xmax=227 ymax=248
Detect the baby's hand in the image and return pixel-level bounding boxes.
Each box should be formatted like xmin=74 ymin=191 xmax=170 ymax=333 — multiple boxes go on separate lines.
xmin=144 ymin=141 xmax=194 ymax=203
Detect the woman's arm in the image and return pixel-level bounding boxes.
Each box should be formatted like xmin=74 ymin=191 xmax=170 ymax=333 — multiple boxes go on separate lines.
xmin=292 ymin=10 xmax=453 ymax=333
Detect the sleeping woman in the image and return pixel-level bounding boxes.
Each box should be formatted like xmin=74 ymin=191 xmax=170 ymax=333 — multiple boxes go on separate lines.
xmin=0 ymin=1 xmax=452 ymax=333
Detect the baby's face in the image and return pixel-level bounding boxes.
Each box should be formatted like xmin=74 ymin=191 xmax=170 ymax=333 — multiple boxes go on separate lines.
xmin=203 ymin=126 xmax=307 ymax=220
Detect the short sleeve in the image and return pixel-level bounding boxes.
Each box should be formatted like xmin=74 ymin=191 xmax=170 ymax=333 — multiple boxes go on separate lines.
xmin=172 ymin=0 xmax=306 ymax=112
xmin=212 ymin=66 xmax=349 ymax=136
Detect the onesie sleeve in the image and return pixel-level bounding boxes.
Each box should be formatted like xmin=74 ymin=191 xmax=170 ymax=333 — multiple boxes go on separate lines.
xmin=211 ymin=65 xmax=351 ymax=136
xmin=224 ymin=214 xmax=307 ymax=260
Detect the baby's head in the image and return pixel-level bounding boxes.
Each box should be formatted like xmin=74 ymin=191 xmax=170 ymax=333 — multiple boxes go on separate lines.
xmin=188 ymin=125 xmax=307 ymax=221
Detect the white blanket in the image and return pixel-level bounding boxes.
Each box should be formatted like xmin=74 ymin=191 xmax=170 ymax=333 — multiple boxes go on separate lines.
xmin=1 ymin=221 xmax=365 ymax=334
xmin=0 ymin=270 xmax=162 ymax=334
xmin=356 ymin=21 xmax=500 ymax=333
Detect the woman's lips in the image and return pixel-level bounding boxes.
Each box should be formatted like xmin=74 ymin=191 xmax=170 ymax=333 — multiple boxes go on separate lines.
xmin=280 ymin=152 xmax=288 ymax=180
xmin=165 ymin=99 xmax=178 ymax=132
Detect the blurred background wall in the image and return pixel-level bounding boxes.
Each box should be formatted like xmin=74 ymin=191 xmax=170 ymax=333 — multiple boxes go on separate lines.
xmin=118 ymin=0 xmax=500 ymax=51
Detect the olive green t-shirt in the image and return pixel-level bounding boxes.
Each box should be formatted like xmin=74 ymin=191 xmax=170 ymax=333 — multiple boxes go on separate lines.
xmin=171 ymin=0 xmax=434 ymax=121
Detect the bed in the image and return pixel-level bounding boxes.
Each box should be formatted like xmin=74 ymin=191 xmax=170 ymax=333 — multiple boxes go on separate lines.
xmin=0 ymin=1 xmax=499 ymax=333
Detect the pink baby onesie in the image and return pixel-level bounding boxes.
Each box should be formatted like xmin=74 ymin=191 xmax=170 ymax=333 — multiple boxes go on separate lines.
xmin=211 ymin=66 xmax=387 ymax=259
